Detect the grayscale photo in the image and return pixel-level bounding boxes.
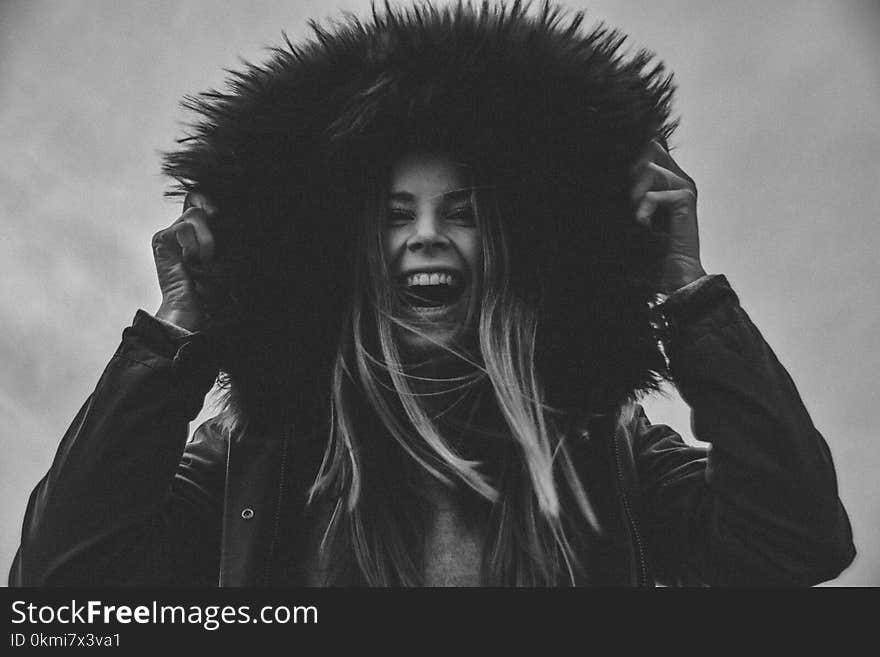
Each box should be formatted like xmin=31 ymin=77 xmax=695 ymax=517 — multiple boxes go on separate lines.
xmin=2 ymin=0 xmax=877 ymax=593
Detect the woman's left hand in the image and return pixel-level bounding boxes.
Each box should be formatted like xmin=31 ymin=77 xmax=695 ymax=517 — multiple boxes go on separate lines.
xmin=631 ymin=140 xmax=707 ymax=295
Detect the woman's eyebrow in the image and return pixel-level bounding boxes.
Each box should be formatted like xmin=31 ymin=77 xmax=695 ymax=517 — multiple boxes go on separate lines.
xmin=439 ymin=185 xmax=494 ymax=202
xmin=389 ymin=187 xmax=485 ymax=203
xmin=440 ymin=189 xmax=473 ymax=204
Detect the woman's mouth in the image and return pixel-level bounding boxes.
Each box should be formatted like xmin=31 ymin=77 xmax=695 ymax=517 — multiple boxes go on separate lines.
xmin=397 ymin=270 xmax=466 ymax=314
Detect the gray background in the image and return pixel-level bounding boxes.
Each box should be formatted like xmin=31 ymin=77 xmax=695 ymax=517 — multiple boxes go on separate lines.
xmin=2 ymin=0 xmax=877 ymax=585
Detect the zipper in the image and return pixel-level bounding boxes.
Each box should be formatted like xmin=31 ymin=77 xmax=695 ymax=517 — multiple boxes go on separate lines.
xmin=218 ymin=430 xmax=234 ymax=587
xmin=262 ymin=434 xmax=290 ymax=586
xmin=613 ymin=432 xmax=649 ymax=587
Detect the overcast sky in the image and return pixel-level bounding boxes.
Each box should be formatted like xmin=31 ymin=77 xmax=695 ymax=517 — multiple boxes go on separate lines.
xmin=1 ymin=0 xmax=878 ymax=585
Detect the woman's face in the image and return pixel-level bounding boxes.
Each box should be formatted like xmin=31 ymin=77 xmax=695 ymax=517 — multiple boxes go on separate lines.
xmin=383 ymin=152 xmax=483 ymax=352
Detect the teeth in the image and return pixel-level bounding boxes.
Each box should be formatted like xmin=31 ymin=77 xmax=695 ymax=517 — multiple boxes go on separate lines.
xmin=406 ymin=272 xmax=458 ymax=287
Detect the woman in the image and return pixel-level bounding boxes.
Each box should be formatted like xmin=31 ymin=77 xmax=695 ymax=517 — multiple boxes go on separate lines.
xmin=10 ymin=1 xmax=854 ymax=586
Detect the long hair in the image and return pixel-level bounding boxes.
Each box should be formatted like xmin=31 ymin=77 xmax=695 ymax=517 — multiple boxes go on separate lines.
xmin=308 ymin=160 xmax=603 ymax=586
xmin=161 ymin=0 xmax=676 ymax=585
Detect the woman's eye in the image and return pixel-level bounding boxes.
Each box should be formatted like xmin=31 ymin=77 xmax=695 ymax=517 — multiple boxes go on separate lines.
xmin=446 ymin=208 xmax=476 ymax=225
xmin=387 ymin=209 xmax=413 ymax=225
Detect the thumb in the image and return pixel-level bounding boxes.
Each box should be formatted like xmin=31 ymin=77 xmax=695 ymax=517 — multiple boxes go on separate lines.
xmin=184 ymin=191 xmax=218 ymax=216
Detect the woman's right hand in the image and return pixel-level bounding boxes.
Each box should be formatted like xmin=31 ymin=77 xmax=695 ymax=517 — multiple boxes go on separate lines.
xmin=152 ymin=192 xmax=218 ymax=333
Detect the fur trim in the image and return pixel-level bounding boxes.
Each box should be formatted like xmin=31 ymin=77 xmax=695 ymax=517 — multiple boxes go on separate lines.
xmin=163 ymin=0 xmax=677 ymax=436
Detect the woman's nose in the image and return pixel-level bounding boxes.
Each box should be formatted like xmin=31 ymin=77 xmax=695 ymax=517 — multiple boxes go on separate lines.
xmin=407 ymin=214 xmax=450 ymax=252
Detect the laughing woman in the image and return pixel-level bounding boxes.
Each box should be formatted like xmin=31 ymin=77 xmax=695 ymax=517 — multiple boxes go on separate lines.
xmin=10 ymin=2 xmax=854 ymax=586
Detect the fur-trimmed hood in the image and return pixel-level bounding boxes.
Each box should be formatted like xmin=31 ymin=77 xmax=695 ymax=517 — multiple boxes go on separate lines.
xmin=163 ymin=0 xmax=677 ymax=435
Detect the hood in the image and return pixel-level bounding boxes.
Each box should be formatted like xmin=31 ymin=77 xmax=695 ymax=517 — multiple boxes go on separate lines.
xmin=162 ymin=0 xmax=676 ymax=436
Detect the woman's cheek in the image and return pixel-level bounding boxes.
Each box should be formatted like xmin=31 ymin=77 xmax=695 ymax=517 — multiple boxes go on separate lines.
xmin=382 ymin=230 xmax=403 ymax=259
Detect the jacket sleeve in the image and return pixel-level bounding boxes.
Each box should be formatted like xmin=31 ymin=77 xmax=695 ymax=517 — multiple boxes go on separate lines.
xmin=633 ymin=274 xmax=855 ymax=586
xmin=9 ymin=311 xmax=227 ymax=586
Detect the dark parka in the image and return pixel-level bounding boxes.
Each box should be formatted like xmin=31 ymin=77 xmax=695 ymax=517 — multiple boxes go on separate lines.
xmin=10 ymin=2 xmax=855 ymax=586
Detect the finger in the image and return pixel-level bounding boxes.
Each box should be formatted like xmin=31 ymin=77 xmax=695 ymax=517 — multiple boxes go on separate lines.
xmin=648 ymin=139 xmax=676 ymax=167
xmin=171 ymin=205 xmax=208 ymax=226
xmin=182 ymin=212 xmax=216 ymax=262
xmin=166 ymin=207 xmax=216 ymax=263
xmin=635 ymin=189 xmax=695 ymax=225
xmin=184 ymin=191 xmax=218 ymax=216
xmin=647 ymin=140 xmax=696 ymax=190
xmin=630 ymin=162 xmax=688 ymax=202
xmin=170 ymin=207 xmax=197 ymax=227
xmin=630 ymin=139 xmax=669 ymax=175
xmin=631 ymin=140 xmax=696 ymax=190
xmin=175 ymin=220 xmax=200 ymax=264
xmin=634 ymin=194 xmax=658 ymax=227
xmin=152 ymin=224 xmax=183 ymax=259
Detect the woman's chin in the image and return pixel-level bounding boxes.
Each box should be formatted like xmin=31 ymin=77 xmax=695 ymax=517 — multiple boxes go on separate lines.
xmin=397 ymin=322 xmax=459 ymax=353
xmin=393 ymin=289 xmax=478 ymax=358
xmin=395 ymin=308 xmax=471 ymax=355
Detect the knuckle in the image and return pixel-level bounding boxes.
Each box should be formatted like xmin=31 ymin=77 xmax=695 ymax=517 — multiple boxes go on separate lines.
xmin=183 ymin=206 xmax=207 ymax=220
xmin=152 ymin=228 xmax=173 ymax=248
xmin=175 ymin=220 xmax=195 ymax=237
xmin=185 ymin=191 xmax=217 ymax=215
